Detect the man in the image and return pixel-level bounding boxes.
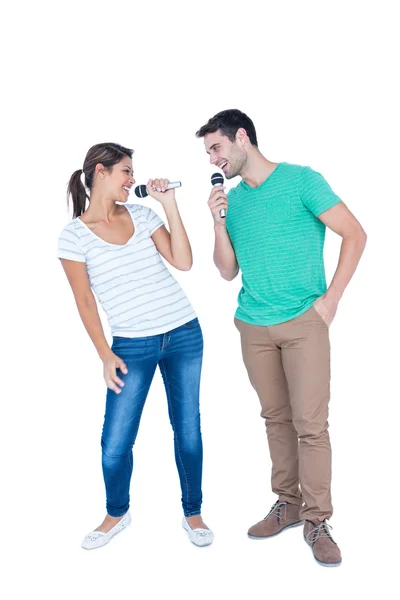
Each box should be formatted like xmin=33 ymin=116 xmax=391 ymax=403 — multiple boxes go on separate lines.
xmin=196 ymin=109 xmax=366 ymax=567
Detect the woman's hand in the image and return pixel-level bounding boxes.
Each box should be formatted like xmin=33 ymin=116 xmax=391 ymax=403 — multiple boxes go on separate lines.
xmin=146 ymin=178 xmax=176 ymax=207
xmin=102 ymin=352 xmax=128 ymax=394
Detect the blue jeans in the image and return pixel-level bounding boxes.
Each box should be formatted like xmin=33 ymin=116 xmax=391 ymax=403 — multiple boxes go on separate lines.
xmin=101 ymin=318 xmax=203 ymax=517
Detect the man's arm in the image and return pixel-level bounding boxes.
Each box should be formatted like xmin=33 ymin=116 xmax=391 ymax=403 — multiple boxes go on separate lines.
xmin=208 ymin=184 xmax=239 ymax=280
xmin=213 ymin=223 xmax=239 ymax=280
xmin=314 ymin=201 xmax=367 ymax=325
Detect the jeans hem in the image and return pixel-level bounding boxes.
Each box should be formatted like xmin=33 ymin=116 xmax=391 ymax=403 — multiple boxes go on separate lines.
xmin=184 ymin=510 xmax=201 ymax=517
xmin=107 ymin=507 xmax=129 ymax=518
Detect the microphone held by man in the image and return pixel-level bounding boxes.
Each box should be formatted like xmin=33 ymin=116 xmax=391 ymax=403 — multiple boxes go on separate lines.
xmin=208 ymin=173 xmax=228 ymax=223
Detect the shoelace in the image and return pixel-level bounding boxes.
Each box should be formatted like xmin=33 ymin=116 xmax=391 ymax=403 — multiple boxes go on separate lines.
xmin=306 ymin=521 xmax=334 ymax=544
xmin=264 ymin=501 xmax=287 ymax=523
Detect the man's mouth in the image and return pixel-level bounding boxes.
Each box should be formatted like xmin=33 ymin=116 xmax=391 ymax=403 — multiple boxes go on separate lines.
xmin=123 ymin=186 xmax=131 ymax=194
xmin=219 ymin=161 xmax=228 ymax=172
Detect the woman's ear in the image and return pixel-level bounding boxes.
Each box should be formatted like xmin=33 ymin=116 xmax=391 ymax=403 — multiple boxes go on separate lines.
xmin=95 ymin=163 xmax=106 ymax=178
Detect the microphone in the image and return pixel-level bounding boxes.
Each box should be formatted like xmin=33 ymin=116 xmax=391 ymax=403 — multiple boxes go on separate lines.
xmin=134 ymin=181 xmax=182 ymax=198
xmin=211 ymin=172 xmax=226 ymax=218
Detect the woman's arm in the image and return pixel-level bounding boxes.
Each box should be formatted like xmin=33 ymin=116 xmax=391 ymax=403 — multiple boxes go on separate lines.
xmin=60 ymin=259 xmax=128 ymax=393
xmin=146 ymin=178 xmax=193 ymax=271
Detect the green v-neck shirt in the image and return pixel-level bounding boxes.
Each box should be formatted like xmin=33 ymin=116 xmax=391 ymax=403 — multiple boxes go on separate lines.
xmin=226 ymin=163 xmax=342 ymax=325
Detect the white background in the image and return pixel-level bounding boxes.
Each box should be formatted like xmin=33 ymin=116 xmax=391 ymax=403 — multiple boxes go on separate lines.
xmin=1 ymin=0 xmax=399 ymax=598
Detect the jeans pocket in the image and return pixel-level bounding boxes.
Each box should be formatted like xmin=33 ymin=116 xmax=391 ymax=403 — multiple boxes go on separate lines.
xmin=182 ymin=317 xmax=199 ymax=329
xmin=111 ymin=335 xmax=149 ymax=358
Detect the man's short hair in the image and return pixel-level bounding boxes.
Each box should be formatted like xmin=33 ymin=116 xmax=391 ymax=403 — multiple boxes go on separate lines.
xmin=196 ymin=109 xmax=258 ymax=147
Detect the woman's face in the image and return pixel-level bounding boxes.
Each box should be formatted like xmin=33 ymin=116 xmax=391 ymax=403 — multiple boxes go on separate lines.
xmin=100 ymin=156 xmax=135 ymax=202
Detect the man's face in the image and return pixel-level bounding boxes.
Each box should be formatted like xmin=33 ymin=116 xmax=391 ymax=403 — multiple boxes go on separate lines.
xmin=204 ymin=130 xmax=246 ymax=179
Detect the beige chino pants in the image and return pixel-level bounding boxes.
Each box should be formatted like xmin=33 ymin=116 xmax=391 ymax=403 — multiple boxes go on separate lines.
xmin=235 ymin=306 xmax=333 ymax=522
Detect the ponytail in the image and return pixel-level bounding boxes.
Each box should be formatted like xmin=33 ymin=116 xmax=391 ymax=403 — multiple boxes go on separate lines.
xmin=67 ymin=169 xmax=89 ymax=218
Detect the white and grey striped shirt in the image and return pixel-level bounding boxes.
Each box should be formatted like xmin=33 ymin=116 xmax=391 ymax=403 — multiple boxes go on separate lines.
xmin=57 ymin=204 xmax=196 ymax=337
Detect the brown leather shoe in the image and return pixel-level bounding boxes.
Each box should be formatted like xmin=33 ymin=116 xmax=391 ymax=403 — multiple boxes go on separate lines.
xmin=248 ymin=501 xmax=303 ymax=539
xmin=303 ymin=520 xmax=342 ymax=567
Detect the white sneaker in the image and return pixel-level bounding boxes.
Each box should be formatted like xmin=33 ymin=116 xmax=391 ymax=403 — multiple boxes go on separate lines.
xmin=182 ymin=517 xmax=214 ymax=547
xmin=81 ymin=511 xmax=132 ymax=550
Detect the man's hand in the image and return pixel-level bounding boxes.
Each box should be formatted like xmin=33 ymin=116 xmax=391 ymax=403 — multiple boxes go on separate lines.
xmin=208 ymin=185 xmax=228 ymax=225
xmin=313 ymin=294 xmax=339 ymax=327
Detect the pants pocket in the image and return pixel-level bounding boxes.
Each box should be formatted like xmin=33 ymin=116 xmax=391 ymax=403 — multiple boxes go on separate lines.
xmin=311 ymin=305 xmax=329 ymax=329
xmin=182 ymin=317 xmax=199 ymax=329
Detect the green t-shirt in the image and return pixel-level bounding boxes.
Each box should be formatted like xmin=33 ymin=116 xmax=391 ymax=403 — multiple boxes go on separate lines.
xmin=226 ymin=162 xmax=342 ymax=325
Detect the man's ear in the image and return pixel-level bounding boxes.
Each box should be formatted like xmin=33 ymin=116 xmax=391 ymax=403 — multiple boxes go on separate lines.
xmin=236 ymin=127 xmax=248 ymax=146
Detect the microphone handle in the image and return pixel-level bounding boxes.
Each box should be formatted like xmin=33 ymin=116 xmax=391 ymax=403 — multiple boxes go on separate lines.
xmin=213 ymin=184 xmax=226 ymax=218
xmin=157 ymin=181 xmax=181 ymax=190
xmin=136 ymin=181 xmax=182 ymax=199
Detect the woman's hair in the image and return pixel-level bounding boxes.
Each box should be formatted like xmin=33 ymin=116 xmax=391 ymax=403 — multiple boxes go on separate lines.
xmin=67 ymin=142 xmax=134 ymax=218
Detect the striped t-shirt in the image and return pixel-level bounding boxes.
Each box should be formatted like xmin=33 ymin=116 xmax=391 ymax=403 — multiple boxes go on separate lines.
xmin=57 ymin=204 xmax=196 ymax=337
xmin=226 ymin=163 xmax=342 ymax=326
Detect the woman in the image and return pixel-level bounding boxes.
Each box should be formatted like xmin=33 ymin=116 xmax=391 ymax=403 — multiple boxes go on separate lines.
xmin=58 ymin=142 xmax=213 ymax=549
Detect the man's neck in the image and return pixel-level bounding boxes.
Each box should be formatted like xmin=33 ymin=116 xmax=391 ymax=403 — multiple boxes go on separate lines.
xmin=240 ymin=149 xmax=279 ymax=188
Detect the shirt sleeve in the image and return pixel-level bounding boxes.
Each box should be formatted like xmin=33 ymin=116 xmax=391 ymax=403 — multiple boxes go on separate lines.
xmin=299 ymin=166 xmax=342 ymax=216
xmin=57 ymin=224 xmax=86 ymax=262
xmin=142 ymin=206 xmax=165 ymax=235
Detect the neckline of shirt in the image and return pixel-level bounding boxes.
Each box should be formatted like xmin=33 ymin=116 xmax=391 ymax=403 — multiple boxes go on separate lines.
xmin=239 ymin=162 xmax=286 ymax=192
xmin=76 ymin=204 xmax=137 ymax=247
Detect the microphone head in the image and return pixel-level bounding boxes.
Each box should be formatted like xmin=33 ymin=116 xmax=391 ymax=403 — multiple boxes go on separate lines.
xmin=134 ymin=184 xmax=148 ymax=198
xmin=211 ymin=172 xmax=224 ymax=186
